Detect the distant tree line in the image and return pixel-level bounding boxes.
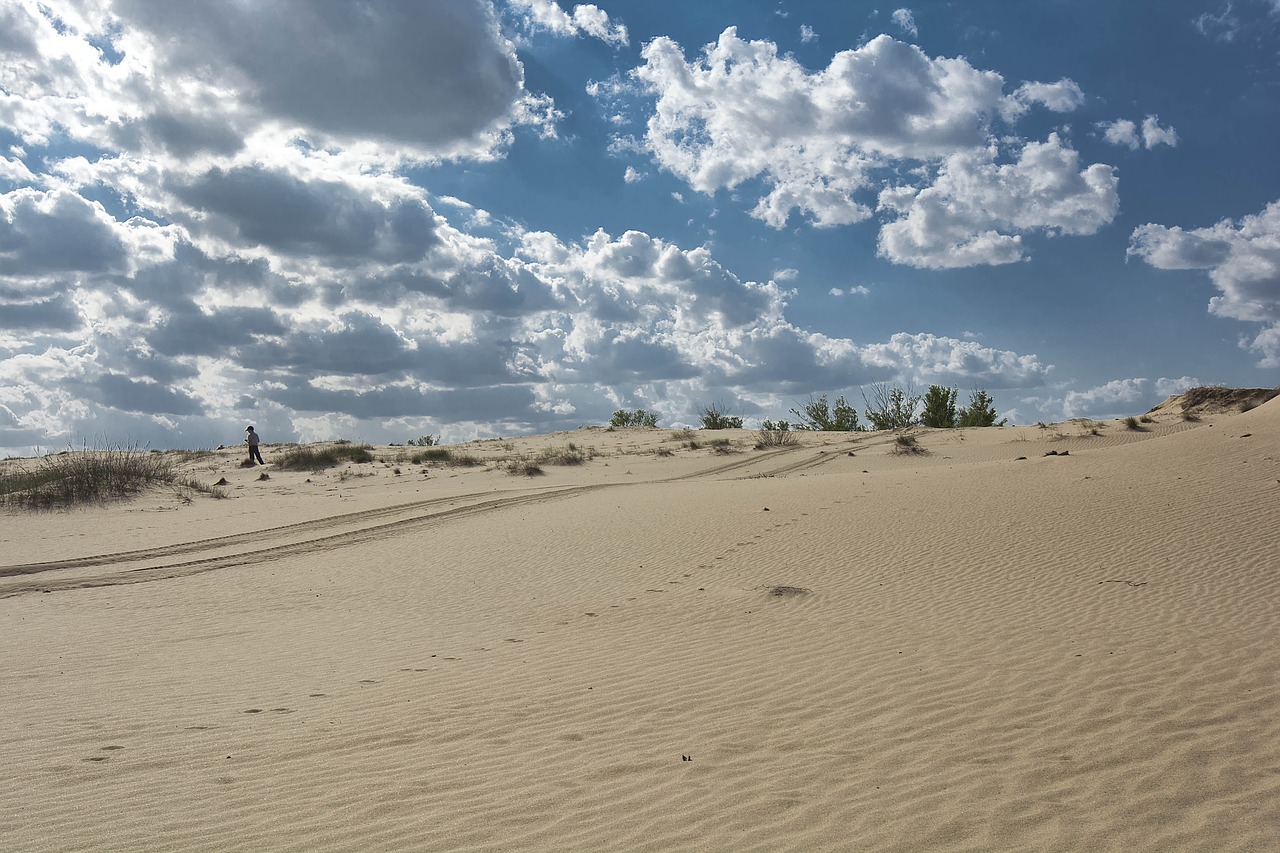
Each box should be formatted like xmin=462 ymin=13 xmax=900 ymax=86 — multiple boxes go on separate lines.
xmin=694 ymin=384 xmax=1005 ymax=432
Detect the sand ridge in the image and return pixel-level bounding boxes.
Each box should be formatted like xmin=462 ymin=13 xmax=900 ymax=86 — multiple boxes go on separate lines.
xmin=2 ymin=401 xmax=1278 ymax=851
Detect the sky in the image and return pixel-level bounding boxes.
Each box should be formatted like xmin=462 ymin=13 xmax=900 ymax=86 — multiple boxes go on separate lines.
xmin=2 ymin=0 xmax=1279 ymax=454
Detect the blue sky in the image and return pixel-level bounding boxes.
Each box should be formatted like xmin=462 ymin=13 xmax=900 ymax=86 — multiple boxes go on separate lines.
xmin=1 ymin=0 xmax=1278 ymax=453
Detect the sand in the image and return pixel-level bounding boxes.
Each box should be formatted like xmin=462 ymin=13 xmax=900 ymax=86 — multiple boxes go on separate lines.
xmin=2 ymin=397 xmax=1279 ymax=852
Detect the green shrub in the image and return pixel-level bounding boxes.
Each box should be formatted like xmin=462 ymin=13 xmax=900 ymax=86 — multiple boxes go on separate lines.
xmin=920 ymin=385 xmax=958 ymax=428
xmin=407 ymin=435 xmax=437 ymax=446
xmin=699 ymin=402 xmax=744 ymax=429
xmin=791 ymin=394 xmax=859 ymax=431
xmin=610 ymin=409 xmax=659 ymax=428
xmin=956 ymin=389 xmax=1006 ymax=427
xmin=863 ymin=383 xmax=922 ymax=430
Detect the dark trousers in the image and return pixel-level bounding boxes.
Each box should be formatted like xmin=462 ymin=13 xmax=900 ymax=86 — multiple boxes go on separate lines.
xmin=248 ymin=444 xmax=264 ymax=464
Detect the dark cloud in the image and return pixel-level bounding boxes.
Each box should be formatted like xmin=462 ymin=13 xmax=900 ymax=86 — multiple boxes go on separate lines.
xmin=0 ymin=296 xmax=82 ymax=331
xmin=96 ymin=374 xmax=205 ymax=415
xmin=0 ymin=189 xmax=129 ymax=275
xmin=112 ymin=0 xmax=524 ymax=151
xmin=174 ymin=166 xmax=440 ymax=262
xmin=274 ymin=381 xmax=536 ymax=422
xmin=148 ymin=306 xmax=288 ymax=358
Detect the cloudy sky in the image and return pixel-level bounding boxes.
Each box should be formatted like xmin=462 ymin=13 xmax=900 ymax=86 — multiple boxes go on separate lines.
xmin=2 ymin=0 xmax=1279 ymax=453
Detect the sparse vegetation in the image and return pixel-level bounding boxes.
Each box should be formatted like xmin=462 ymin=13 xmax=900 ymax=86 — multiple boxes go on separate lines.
xmin=863 ymin=383 xmax=922 ymax=431
xmin=274 ymin=443 xmax=376 ymax=470
xmin=537 ymin=443 xmax=595 ymax=465
xmin=669 ymin=429 xmax=695 ymax=441
xmin=756 ymin=420 xmax=799 ymax=447
xmin=408 ymin=447 xmax=482 ymax=466
xmin=0 ymin=444 xmax=223 ymax=510
xmin=1124 ymin=416 xmax=1141 ymax=430
xmin=698 ymin=401 xmax=744 ymax=430
xmin=407 ymin=435 xmax=438 ymax=447
xmin=610 ymin=409 xmax=659 ymax=428
xmin=791 ymin=394 xmax=860 ymax=431
xmin=891 ymin=434 xmax=927 ymax=455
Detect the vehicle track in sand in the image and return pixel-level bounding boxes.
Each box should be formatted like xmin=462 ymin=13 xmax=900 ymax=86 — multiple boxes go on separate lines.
xmin=0 ymin=444 xmax=850 ymax=598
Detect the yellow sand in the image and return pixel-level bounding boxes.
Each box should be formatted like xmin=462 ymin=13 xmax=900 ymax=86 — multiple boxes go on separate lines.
xmin=3 ymin=399 xmax=1278 ymax=852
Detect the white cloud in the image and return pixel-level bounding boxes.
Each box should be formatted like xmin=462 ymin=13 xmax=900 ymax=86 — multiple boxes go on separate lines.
xmin=1141 ymin=115 xmax=1178 ymax=148
xmin=1099 ymin=119 xmax=1141 ymax=150
xmin=800 ymin=24 xmax=817 ymax=43
xmin=623 ymin=166 xmax=644 ymax=183
xmin=849 ymin=285 xmax=871 ymax=296
xmin=508 ymin=0 xmax=629 ymax=46
xmin=632 ymin=30 xmax=1112 ymax=263
xmin=773 ymin=268 xmax=799 ymax=281
xmin=1005 ymin=79 xmax=1086 ymax=118
xmin=877 ymin=134 xmax=1119 ymax=268
xmin=1154 ymin=376 xmax=1201 ymax=396
xmin=891 ymin=8 xmax=919 ymax=38
xmin=1062 ymin=378 xmax=1148 ymax=418
xmin=1129 ymin=199 xmax=1280 ymax=365
xmin=1099 ymin=115 xmax=1177 ymax=150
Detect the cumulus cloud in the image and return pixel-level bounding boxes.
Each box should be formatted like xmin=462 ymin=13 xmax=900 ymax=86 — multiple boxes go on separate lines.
xmin=1062 ymin=378 xmax=1147 ymax=418
xmin=509 ymin=0 xmax=629 ymax=46
xmin=876 ymin=134 xmax=1119 ymax=268
xmin=631 ymin=30 xmax=1115 ymax=263
xmin=800 ymin=24 xmax=817 ymax=43
xmin=1129 ymin=199 xmax=1280 ymax=364
xmin=1 ymin=0 xmax=546 ymax=161
xmin=1099 ymin=115 xmax=1177 ymax=149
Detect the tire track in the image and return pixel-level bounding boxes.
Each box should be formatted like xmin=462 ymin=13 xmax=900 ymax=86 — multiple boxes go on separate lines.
xmin=1 ymin=444 xmax=843 ymax=598
xmin=0 ymin=484 xmax=617 ymax=598
xmin=0 ymin=488 xmax=547 ymax=578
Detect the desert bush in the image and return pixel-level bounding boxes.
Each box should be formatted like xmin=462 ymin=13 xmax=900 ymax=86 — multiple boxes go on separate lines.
xmin=1124 ymin=416 xmax=1141 ymax=430
xmin=791 ymin=394 xmax=859 ymax=431
xmin=890 ymin=434 xmax=927 ymax=455
xmin=407 ymin=435 xmax=437 ymax=447
xmin=756 ymin=420 xmax=799 ymax=448
xmin=610 ymin=409 xmax=659 ymax=428
xmin=956 ymin=389 xmax=1006 ymax=427
xmin=920 ymin=385 xmax=959 ymax=428
xmin=699 ymin=402 xmax=744 ymax=430
xmin=669 ymin=429 xmax=695 ymax=441
xmin=0 ymin=444 xmax=222 ymax=510
xmin=537 ymin=443 xmax=595 ymax=465
xmin=274 ymin=443 xmax=375 ymax=470
xmin=863 ymin=383 xmax=922 ymax=431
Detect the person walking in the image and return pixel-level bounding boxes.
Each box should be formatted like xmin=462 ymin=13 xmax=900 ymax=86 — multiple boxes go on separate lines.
xmin=245 ymin=426 xmax=265 ymax=465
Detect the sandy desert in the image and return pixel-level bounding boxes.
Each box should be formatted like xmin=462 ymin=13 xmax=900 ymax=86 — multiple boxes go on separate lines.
xmin=2 ymin=389 xmax=1279 ymax=852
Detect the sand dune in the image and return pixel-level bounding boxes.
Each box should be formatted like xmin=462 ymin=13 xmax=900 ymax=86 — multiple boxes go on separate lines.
xmin=2 ymin=399 xmax=1279 ymax=851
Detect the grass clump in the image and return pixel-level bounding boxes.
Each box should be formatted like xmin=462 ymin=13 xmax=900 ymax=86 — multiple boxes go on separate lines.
xmin=891 ymin=434 xmax=927 ymax=455
xmin=1123 ymin=416 xmax=1142 ymax=430
xmin=408 ymin=447 xmax=482 ymax=466
xmin=274 ymin=443 xmax=376 ymax=471
xmin=537 ymin=443 xmax=596 ymax=465
xmin=756 ymin=420 xmax=799 ymax=448
xmin=0 ymin=444 xmax=222 ymax=510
